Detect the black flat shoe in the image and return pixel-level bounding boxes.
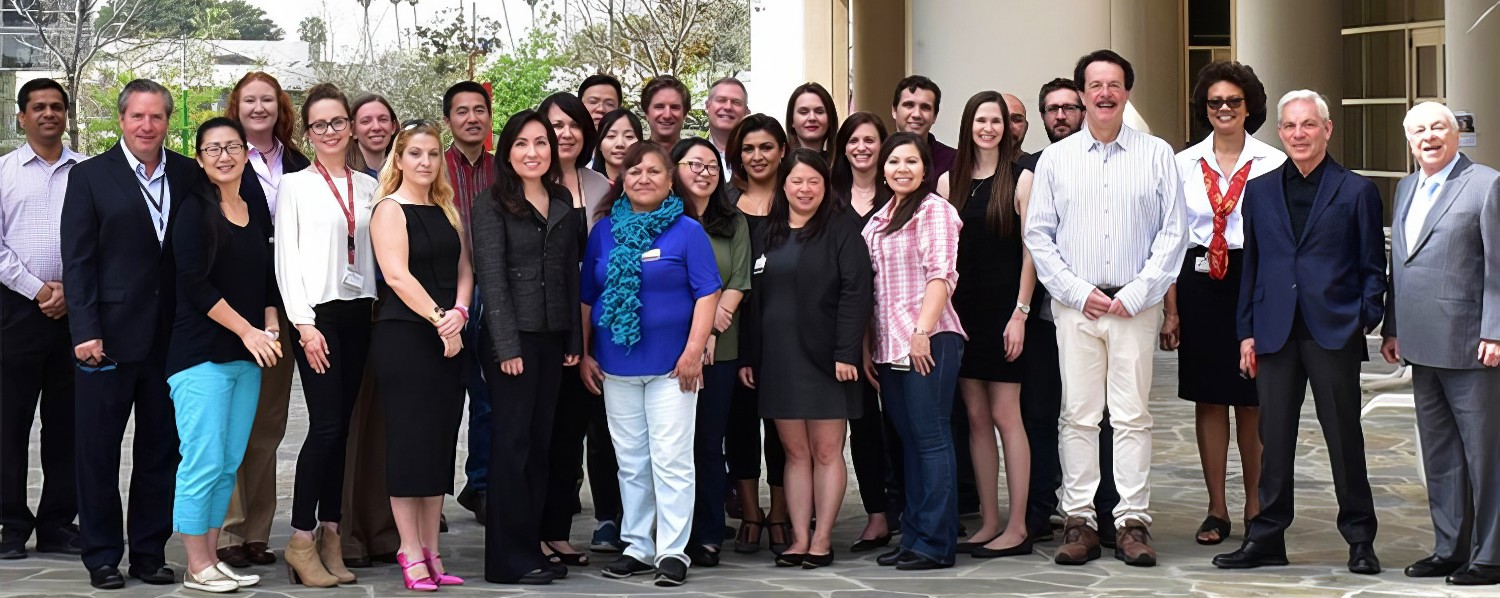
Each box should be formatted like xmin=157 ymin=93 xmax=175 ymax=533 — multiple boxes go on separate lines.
xmin=1406 ymin=554 xmax=1465 ymax=578
xmin=775 ymin=552 xmax=806 ymax=567
xmin=803 ymin=551 xmax=834 ymax=569
xmin=850 ymin=534 xmax=892 ymax=552
xmin=1348 ymin=542 xmax=1381 ymax=575
xmin=972 ymin=538 xmax=1033 ymax=559
xmin=503 ymin=568 xmax=554 ymax=585
xmin=686 ymin=543 xmax=720 ymax=567
xmin=876 ymin=548 xmax=907 ymax=566
xmin=128 ymin=565 xmax=175 ymax=585
xmin=1449 ymin=564 xmax=1500 ymax=585
xmin=90 ymin=565 xmax=126 ymax=589
xmin=1195 ymin=515 xmax=1231 ymax=545
xmin=0 ymin=538 xmax=25 ymax=560
xmin=956 ymin=534 xmax=1000 ymax=555
xmin=1212 ymin=540 xmax=1288 ymax=569
xmin=895 ymin=553 xmax=952 ymax=571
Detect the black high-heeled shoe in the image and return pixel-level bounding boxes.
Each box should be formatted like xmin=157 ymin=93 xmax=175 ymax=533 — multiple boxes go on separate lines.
xmin=735 ymin=511 xmax=766 ymax=554
xmin=803 ymin=551 xmax=835 ymax=569
xmin=543 ymin=543 xmax=589 ymax=567
xmin=767 ymin=521 xmax=794 ymax=555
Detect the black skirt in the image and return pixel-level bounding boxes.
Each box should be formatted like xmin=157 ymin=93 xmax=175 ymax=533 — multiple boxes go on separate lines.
xmin=371 ymin=319 xmax=466 ymax=496
xmin=1176 ymin=246 xmax=1257 ymax=406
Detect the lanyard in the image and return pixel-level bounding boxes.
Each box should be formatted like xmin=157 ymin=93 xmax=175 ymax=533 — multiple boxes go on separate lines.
xmin=136 ymin=177 xmax=166 ymax=237
xmin=314 ymin=162 xmax=357 ymax=265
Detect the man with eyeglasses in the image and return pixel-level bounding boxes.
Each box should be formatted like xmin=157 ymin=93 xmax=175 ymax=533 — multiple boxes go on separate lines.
xmin=1018 ymin=78 xmax=1086 ymax=172
xmin=0 ymin=78 xmax=85 ymax=561
xmin=61 ymin=78 xmax=200 ymax=589
xmin=578 ymin=74 xmax=622 ymax=130
xmin=705 ymin=78 xmax=748 ymax=174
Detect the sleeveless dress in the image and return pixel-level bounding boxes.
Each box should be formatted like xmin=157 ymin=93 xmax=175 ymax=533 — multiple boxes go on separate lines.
xmin=370 ymin=200 xmax=466 ymax=496
xmin=953 ymin=167 xmax=1026 ymax=382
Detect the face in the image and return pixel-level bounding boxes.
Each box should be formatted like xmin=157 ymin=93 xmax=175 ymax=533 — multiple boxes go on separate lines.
xmin=783 ymin=162 xmax=825 ymax=220
xmin=306 ymin=99 xmax=352 ymax=156
xmin=740 ymin=130 xmax=783 ymax=183
xmin=353 ymin=101 xmax=394 ymax=153
xmin=1205 ymin=81 xmax=1248 ymax=136
xmin=1003 ymin=95 xmax=1028 ymax=146
xmin=18 ymin=88 xmax=66 ymax=142
xmin=397 ymin=132 xmax=443 ymax=188
xmin=237 ymin=80 xmax=278 ymax=140
xmin=119 ymin=91 xmax=169 ymax=160
xmin=547 ymin=104 xmax=583 ymax=163
xmin=625 ymin=152 xmax=672 ymax=209
xmin=707 ymin=83 xmax=747 ymax=135
xmin=1041 ymin=88 xmax=1084 ymax=142
xmin=971 ymin=101 xmax=1005 ymax=151
xmin=675 ymin=144 xmax=720 ymax=201
xmin=580 ymin=84 xmax=619 ymax=128
xmin=508 ymin=120 xmax=551 ymax=181
xmin=792 ymin=92 xmax=829 ymax=146
xmin=1082 ymin=61 xmax=1129 ymax=130
xmin=1276 ymin=98 xmax=1333 ymax=165
xmin=1405 ymin=107 xmax=1460 ymax=174
xmin=892 ymin=88 xmax=938 ymax=137
xmin=446 ymin=91 xmax=492 ymax=148
xmin=195 ymin=127 xmax=246 ymax=186
xmin=600 ymin=118 xmax=639 ymax=171
xmin=844 ymin=123 xmax=881 ymax=172
xmin=883 ymin=142 xmax=924 ymax=196
xmin=646 ymin=88 xmax=685 ymax=141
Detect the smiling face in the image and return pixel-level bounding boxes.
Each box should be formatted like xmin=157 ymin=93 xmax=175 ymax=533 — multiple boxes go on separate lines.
xmin=892 ymin=88 xmax=937 ymax=137
xmin=18 ymin=87 xmax=66 ymax=144
xmin=580 ymin=84 xmax=619 ymax=128
xmin=707 ymin=82 xmax=748 ymax=136
xmin=445 ymin=91 xmax=492 ymax=148
xmin=1082 ymin=60 xmax=1130 ymax=131
xmin=971 ymin=101 xmax=1005 ymax=152
xmin=1405 ymin=105 xmax=1460 ymax=176
xmin=353 ymin=101 xmax=394 ymax=153
xmin=237 ymin=80 xmax=278 ymax=140
xmin=1206 ymin=80 xmax=1248 ymax=137
xmin=740 ymin=130 xmax=784 ymax=184
xmin=792 ymin=92 xmax=829 ymax=147
xmin=844 ymin=122 xmax=881 ymax=173
xmin=196 ymin=126 xmax=246 ymax=186
xmin=396 ymin=132 xmax=443 ymax=188
xmin=306 ymin=98 xmax=352 ymax=158
xmin=625 ymin=151 xmax=673 ymax=210
xmin=546 ymin=104 xmax=584 ymax=164
xmin=675 ymin=144 xmax=720 ymax=202
xmin=646 ymin=88 xmax=686 ymax=141
xmin=1276 ymin=98 xmax=1332 ymax=166
xmin=783 ymin=161 xmax=825 ymax=221
xmin=508 ymin=120 xmax=551 ymax=182
xmin=600 ymin=117 xmax=639 ymax=173
xmin=119 ymin=90 xmax=169 ymax=162
xmin=883 ymin=142 xmax=924 ymax=197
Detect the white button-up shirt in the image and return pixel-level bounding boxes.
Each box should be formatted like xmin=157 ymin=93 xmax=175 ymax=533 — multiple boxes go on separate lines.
xmin=1175 ymin=133 xmax=1287 ymax=249
xmin=1404 ymin=154 xmax=1459 ymax=254
xmin=122 ymin=145 xmax=171 ymax=243
xmin=0 ymin=143 xmax=85 ymax=298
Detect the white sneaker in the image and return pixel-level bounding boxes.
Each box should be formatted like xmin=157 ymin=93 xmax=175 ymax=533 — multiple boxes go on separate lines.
xmin=184 ymin=564 xmax=239 ymax=593
xmin=215 ymin=561 xmax=261 ymax=587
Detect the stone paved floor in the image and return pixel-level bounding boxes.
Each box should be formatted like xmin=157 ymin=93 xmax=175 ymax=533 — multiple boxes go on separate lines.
xmin=2 ymin=343 xmax=1492 ymax=596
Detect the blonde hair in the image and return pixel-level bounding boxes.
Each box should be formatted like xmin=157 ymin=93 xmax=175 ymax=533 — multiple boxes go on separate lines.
xmin=375 ymin=123 xmax=462 ymax=232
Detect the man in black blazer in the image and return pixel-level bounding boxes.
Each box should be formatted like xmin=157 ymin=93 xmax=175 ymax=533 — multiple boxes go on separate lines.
xmin=61 ymin=79 xmax=201 ymax=589
xmin=1215 ymin=90 xmax=1386 ymax=574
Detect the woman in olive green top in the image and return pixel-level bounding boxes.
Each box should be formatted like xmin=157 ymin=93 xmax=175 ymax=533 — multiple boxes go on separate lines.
xmin=671 ymin=138 xmax=752 ymax=566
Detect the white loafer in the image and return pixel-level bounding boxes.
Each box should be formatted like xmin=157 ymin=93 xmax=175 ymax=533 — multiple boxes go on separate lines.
xmin=215 ymin=561 xmax=261 ymax=587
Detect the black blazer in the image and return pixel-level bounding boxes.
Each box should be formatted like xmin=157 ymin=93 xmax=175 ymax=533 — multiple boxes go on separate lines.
xmin=61 ymin=143 xmax=203 ymax=363
xmin=237 ymin=143 xmax=311 ymax=223
xmin=471 ymin=187 xmax=584 ymax=361
xmin=741 ymin=210 xmax=873 ymax=372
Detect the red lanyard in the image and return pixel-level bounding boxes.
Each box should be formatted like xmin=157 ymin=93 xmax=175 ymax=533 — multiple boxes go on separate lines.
xmin=314 ymin=162 xmax=357 ymax=265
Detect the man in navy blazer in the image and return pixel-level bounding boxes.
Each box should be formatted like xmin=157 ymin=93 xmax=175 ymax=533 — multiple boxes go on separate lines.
xmin=60 ymin=79 xmax=200 ymax=590
xmin=1213 ymin=90 xmax=1385 ymax=574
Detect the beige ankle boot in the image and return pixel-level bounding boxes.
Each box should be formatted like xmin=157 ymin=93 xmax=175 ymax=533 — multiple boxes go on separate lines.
xmin=316 ymin=527 xmax=358 ymax=584
xmin=284 ymin=534 xmax=339 ymax=587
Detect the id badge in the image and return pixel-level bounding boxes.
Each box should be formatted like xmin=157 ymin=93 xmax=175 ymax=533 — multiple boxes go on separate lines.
xmin=641 ymin=248 xmax=662 ymax=262
xmin=342 ymin=269 xmax=365 ymax=290
xmin=1194 ymin=256 xmax=1210 ymax=274
xmin=753 ymin=254 xmax=767 ymax=275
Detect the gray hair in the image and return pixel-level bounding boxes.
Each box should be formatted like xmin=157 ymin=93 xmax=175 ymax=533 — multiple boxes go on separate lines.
xmin=116 ymin=79 xmax=174 ymax=117
xmin=1276 ymin=89 xmax=1330 ymax=122
xmin=1402 ymin=101 xmax=1458 ymax=134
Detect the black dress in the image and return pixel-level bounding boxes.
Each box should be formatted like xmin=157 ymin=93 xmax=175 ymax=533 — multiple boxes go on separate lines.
xmin=1176 ymin=244 xmax=1257 ymax=406
xmin=953 ymin=168 xmax=1026 ymax=382
xmin=755 ymin=232 xmax=864 ymax=420
xmin=370 ymin=201 xmax=466 ymax=496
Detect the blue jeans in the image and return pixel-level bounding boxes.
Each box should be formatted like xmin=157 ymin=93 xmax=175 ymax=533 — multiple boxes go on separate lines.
xmin=167 ymin=360 xmax=261 ymax=536
xmin=691 ymin=359 xmax=737 ymax=547
xmin=463 ymin=287 xmax=491 ymax=492
xmin=878 ymin=332 xmax=963 ymax=564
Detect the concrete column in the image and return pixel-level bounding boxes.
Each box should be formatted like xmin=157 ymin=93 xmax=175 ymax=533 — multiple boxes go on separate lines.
xmin=804 ymin=0 xmax=852 ymax=115
xmin=851 ymin=0 xmax=908 ymax=131
xmin=1446 ymin=0 xmax=1500 ymax=165
xmin=1236 ymin=0 xmax=1343 ymax=155
xmin=1110 ymin=0 xmax=1185 ymax=148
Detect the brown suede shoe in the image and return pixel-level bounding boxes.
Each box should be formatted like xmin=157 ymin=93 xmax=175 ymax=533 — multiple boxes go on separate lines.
xmin=1115 ymin=521 xmax=1157 ymax=567
xmin=244 ymin=542 xmax=276 ymax=566
xmin=217 ymin=545 xmax=251 ymax=568
xmin=1053 ymin=517 xmax=1101 ymax=565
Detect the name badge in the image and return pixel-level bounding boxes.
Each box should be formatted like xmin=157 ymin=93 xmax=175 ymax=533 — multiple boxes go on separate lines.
xmin=753 ymin=254 xmax=767 ymax=274
xmin=641 ymin=248 xmax=662 ymax=262
xmin=342 ymin=269 xmax=365 ymax=290
xmin=1194 ymin=256 xmax=1210 ymax=274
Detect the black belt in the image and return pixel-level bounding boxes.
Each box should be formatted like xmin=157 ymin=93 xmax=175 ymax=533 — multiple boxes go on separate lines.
xmin=1098 ymin=286 xmax=1122 ymax=298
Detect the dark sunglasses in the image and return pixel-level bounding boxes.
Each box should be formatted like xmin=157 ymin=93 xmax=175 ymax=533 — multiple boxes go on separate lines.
xmin=1206 ymin=98 xmax=1246 ymax=110
xmin=76 ymin=354 xmax=118 ymax=373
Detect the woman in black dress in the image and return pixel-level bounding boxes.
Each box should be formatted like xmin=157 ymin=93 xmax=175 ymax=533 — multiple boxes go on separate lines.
xmin=936 ymin=91 xmax=1034 ymax=558
xmin=368 ymin=122 xmax=473 ymax=591
xmin=741 ymin=149 xmax=872 ymax=568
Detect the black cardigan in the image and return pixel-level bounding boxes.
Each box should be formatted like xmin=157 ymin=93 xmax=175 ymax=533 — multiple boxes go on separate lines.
xmin=740 ymin=210 xmax=873 ymax=372
xmin=471 ymin=187 xmax=584 ymax=361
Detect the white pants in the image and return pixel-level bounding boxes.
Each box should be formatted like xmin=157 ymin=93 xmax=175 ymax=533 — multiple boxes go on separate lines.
xmin=1053 ymin=299 xmax=1162 ymax=529
xmin=603 ymin=374 xmax=698 ymax=566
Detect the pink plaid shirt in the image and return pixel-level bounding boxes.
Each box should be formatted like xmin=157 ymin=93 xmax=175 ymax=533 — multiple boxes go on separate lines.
xmin=862 ymin=193 xmax=967 ymax=364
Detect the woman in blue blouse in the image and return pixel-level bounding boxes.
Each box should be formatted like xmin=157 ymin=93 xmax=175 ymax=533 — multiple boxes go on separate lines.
xmin=581 ymin=142 xmax=720 ymax=587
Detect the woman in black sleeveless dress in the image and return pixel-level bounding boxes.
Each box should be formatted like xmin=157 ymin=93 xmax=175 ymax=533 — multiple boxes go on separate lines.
xmin=368 ymin=123 xmax=472 ymax=591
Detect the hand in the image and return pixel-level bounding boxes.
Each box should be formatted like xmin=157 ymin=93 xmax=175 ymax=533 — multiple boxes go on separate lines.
xmin=1159 ymin=313 xmax=1181 ymax=351
xmin=1238 ymin=338 xmax=1256 ymax=379
xmin=714 ymin=305 xmax=733 ymax=333
xmin=499 ymin=357 xmax=524 ymax=376
xmin=74 ymin=339 xmax=104 ymax=363
xmin=835 ymin=362 xmax=858 ymax=382
xmin=563 ymin=354 xmax=580 ymax=367
xmin=862 ymin=345 xmax=880 ymax=392
xmin=442 ymin=334 xmax=463 ymax=358
xmin=240 ymin=328 xmax=283 ymax=368
xmin=672 ymin=347 xmax=705 ymax=393
xmin=580 ymin=355 xmax=605 ymax=395
xmin=37 ymin=282 xmax=66 ymax=318
xmin=1106 ymin=298 xmax=1130 ymax=318
xmin=704 ymin=335 xmax=717 ymax=365
xmin=738 ymin=366 xmax=756 ymax=389
xmin=434 ymin=310 xmax=464 ymax=338
xmin=296 ymin=324 xmax=331 ymax=374
xmin=1082 ymin=288 xmax=1112 ymax=320
xmin=909 ymin=332 xmax=934 ymax=376
xmin=1380 ymin=337 xmax=1400 ymax=364
xmin=1478 ymin=339 xmax=1500 ymax=367
xmin=1003 ymin=317 xmax=1026 ymax=362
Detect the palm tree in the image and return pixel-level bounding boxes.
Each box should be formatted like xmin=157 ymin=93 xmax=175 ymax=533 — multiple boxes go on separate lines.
xmin=408 ymin=0 xmax=420 ymax=36
xmin=390 ymin=0 xmax=403 ymax=49
xmin=355 ymin=0 xmax=374 ymax=59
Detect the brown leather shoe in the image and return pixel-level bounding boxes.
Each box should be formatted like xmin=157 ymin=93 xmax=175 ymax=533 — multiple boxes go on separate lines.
xmin=1114 ymin=520 xmax=1157 ymax=567
xmin=217 ymin=545 xmax=251 ymax=568
xmin=244 ymin=542 xmax=276 ymax=565
xmin=1053 ymin=517 xmax=1101 ymax=565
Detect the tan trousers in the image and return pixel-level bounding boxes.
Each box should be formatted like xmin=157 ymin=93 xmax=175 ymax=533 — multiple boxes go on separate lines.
xmin=338 ymin=365 xmax=400 ymax=558
xmin=219 ymin=312 xmax=295 ymax=547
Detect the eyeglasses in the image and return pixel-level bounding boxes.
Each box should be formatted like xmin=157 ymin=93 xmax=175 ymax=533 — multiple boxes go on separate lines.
xmin=1043 ymin=104 xmax=1083 ymax=116
xmin=198 ymin=143 xmax=245 ymax=158
xmin=678 ymin=160 xmax=720 ymax=176
xmin=308 ymin=117 xmax=350 ymax=135
xmin=1206 ymin=98 xmax=1245 ymax=110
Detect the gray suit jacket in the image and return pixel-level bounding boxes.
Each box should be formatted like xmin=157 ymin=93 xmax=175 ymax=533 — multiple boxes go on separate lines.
xmin=1385 ymin=154 xmax=1500 ymax=369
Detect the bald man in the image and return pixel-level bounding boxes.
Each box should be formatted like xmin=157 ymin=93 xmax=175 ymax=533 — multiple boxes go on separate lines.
xmin=1003 ymin=93 xmax=1030 ymax=158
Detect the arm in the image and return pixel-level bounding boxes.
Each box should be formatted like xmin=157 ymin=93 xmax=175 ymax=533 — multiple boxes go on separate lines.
xmin=0 ymin=185 xmax=46 ymax=299
xmin=565 ymin=213 xmax=584 ymax=357
xmin=1115 ymin=149 xmax=1188 ymax=315
xmin=370 ymin=200 xmax=456 ymax=333
xmin=60 ymin=169 xmax=102 ymax=348
xmin=273 ymin=177 xmax=315 ymax=327
xmin=715 ymin=216 xmax=753 ymax=333
xmin=935 ymin=171 xmax=951 ymax=199
xmin=1479 ymin=177 xmax=1500 ymax=341
xmin=1022 ymin=155 xmax=1095 ymax=311
xmin=834 ymin=225 xmax=874 ymax=365
xmin=1236 ymin=185 xmax=1258 ymax=342
xmin=1356 ymin=180 xmax=1387 ymax=333
xmin=578 ymin=224 xmax=607 ymax=394
xmin=1009 ymin=178 xmax=1039 ymax=358
xmin=674 ymin=224 xmax=723 ymax=391
xmin=472 ymin=196 xmax=524 ymax=362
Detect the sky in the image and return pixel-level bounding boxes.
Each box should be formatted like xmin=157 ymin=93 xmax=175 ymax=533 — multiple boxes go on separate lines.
xmin=250 ymin=0 xmax=545 ymax=60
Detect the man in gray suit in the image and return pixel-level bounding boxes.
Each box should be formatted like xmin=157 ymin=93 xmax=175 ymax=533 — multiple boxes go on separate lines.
xmin=1381 ymin=101 xmax=1500 ymax=586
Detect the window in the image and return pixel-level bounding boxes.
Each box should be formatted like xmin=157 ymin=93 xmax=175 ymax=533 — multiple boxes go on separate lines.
xmin=1184 ymin=0 xmax=1233 ymax=147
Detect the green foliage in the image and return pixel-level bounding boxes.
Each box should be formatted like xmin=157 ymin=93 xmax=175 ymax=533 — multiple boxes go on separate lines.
xmin=98 ymin=0 xmax=285 ymax=40
xmin=479 ymin=27 xmax=562 ymax=123
xmin=298 ymin=16 xmax=327 ymax=62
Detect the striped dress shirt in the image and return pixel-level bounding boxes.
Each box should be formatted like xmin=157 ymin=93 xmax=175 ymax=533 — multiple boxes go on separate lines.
xmin=445 ymin=145 xmax=495 ymax=233
xmin=0 ymin=143 xmax=84 ymax=299
xmin=1024 ymin=123 xmax=1187 ymax=315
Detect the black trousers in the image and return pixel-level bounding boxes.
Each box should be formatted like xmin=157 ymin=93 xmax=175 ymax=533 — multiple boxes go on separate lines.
xmin=1247 ymin=332 xmax=1376 ymax=545
xmin=726 ymin=381 xmax=784 ymax=487
xmin=849 ymin=379 xmax=904 ymax=516
xmin=0 ymin=290 xmax=76 ymax=541
xmin=484 ymin=332 xmax=563 ymax=582
xmin=540 ymin=363 xmax=621 ymax=539
xmin=290 ymin=299 xmax=372 ymax=531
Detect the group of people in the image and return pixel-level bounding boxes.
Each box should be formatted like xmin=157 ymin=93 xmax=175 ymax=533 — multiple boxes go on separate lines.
xmin=2 ymin=43 xmax=1498 ymax=594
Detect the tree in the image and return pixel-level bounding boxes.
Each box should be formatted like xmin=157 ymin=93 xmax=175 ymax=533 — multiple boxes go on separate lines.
xmin=299 ymin=16 xmax=327 ymax=62
xmin=15 ymin=0 xmax=149 ymax=148
xmin=479 ymin=27 xmax=562 ymax=121
xmin=565 ymin=0 xmax=749 ymax=86
xmin=412 ymin=6 xmax=505 ymax=80
xmin=98 ymin=0 xmax=285 ymax=40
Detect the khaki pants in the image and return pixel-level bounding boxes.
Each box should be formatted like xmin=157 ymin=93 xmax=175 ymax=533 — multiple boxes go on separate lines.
xmin=219 ymin=312 xmax=294 ymax=547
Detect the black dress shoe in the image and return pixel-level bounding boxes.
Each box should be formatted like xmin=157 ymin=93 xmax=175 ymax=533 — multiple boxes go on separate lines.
xmin=1348 ymin=542 xmax=1381 ymax=575
xmin=0 ymin=537 xmax=26 ymax=560
xmin=1405 ymin=554 xmax=1464 ymax=578
xmin=803 ymin=551 xmax=834 ymax=569
xmin=895 ymin=553 xmax=952 ymax=571
xmin=502 ymin=568 xmax=555 ymax=585
xmin=546 ymin=560 xmax=569 ymax=579
xmin=775 ymin=552 xmax=805 ymax=567
xmin=876 ymin=548 xmax=908 ymax=566
xmin=1212 ymin=540 xmax=1289 ymax=569
xmin=36 ymin=524 xmax=82 ymax=555
xmin=1448 ymin=564 xmax=1500 ymax=585
xmin=956 ymin=534 xmax=999 ymax=555
xmin=90 ymin=565 xmax=126 ymax=589
xmin=128 ymin=565 xmax=175 ymax=584
xmin=971 ymin=538 xmax=1034 ymax=559
xmin=850 ymin=534 xmax=891 ymax=552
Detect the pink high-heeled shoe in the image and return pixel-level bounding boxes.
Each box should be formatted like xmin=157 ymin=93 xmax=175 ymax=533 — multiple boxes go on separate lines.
xmin=423 ymin=548 xmax=465 ymax=586
xmin=397 ymin=552 xmax=438 ymax=592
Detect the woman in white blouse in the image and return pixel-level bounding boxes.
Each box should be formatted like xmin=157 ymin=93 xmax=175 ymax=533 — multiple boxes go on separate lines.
xmin=273 ymin=82 xmax=380 ymax=587
xmin=1158 ymin=61 xmax=1286 ymax=546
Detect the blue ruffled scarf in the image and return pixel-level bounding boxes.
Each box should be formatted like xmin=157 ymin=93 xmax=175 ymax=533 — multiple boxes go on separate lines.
xmin=597 ymin=194 xmax=684 ymax=350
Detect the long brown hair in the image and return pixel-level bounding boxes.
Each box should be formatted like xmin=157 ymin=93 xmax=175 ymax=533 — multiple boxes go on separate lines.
xmin=784 ymin=82 xmax=839 ymax=160
xmin=226 ymin=71 xmax=301 ymax=157
xmin=876 ymin=132 xmax=936 ymax=235
xmin=375 ymin=122 xmax=461 ymax=232
xmin=948 ymin=91 xmax=1020 ymax=238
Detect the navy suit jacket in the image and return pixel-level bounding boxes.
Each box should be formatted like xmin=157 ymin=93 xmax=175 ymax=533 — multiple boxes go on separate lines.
xmin=61 ymin=143 xmax=202 ymax=364
xmin=1236 ymin=156 xmax=1386 ymax=354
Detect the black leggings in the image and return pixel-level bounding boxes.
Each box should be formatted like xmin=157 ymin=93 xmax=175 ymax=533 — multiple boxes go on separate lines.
xmin=725 ymin=380 xmax=783 ymax=487
xmin=290 ymin=299 xmax=372 ymax=531
xmin=540 ymin=365 xmax=621 ymax=539
xmin=848 ymin=379 xmax=905 ymax=516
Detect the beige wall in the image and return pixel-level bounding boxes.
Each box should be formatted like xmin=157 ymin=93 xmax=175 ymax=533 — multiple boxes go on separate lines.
xmin=851 ymin=0 xmax=909 ymax=130
xmin=1237 ymin=0 xmax=1343 ymax=156
xmin=1446 ymin=0 xmax=1500 ymax=166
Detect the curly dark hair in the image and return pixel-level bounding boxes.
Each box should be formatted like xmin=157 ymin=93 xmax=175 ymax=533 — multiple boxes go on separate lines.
xmin=1192 ymin=60 xmax=1269 ymax=135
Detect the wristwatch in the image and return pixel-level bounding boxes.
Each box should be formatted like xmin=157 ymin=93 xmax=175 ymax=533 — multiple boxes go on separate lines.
xmin=428 ymin=306 xmax=446 ymax=324
xmin=1016 ymin=302 xmax=1031 ymax=315
xmin=912 ymin=326 xmax=930 ymax=336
